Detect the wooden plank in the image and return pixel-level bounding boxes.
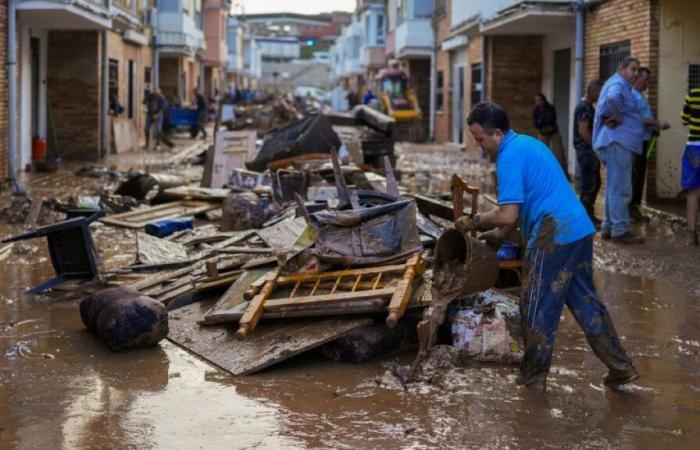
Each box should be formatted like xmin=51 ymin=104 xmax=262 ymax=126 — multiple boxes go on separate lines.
xmin=101 ymin=201 xmax=219 ymax=229
xmin=168 ymin=300 xmax=373 ymax=375
xmin=205 ymin=299 xmax=387 ymax=321
xmin=201 ymin=269 xmax=270 ymax=325
xmin=236 ymin=269 xmax=280 ymax=338
xmin=126 ymin=265 xmax=195 ymax=291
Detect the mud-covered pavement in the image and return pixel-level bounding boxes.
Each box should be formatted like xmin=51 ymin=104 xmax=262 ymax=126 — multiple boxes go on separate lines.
xmin=1 ymin=148 xmax=699 ymax=449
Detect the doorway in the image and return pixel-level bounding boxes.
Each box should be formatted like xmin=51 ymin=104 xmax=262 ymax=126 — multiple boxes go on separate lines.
xmin=30 ymin=37 xmax=40 ymax=137
xmin=553 ymin=48 xmax=571 ymax=147
xmin=127 ymin=59 xmax=135 ymax=119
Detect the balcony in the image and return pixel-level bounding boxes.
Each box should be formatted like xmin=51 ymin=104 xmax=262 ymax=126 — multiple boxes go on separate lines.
xmin=17 ymin=0 xmax=111 ymax=29
xmin=157 ymin=10 xmax=206 ymax=57
xmin=204 ymin=7 xmax=228 ymax=66
xmin=362 ymin=47 xmax=386 ymax=69
xmin=395 ymin=18 xmax=433 ymax=58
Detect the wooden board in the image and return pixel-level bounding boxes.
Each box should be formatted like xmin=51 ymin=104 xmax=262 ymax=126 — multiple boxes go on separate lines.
xmin=113 ymin=118 xmax=138 ymax=154
xmin=162 ymin=186 xmax=230 ymax=201
xmin=204 ymin=130 xmax=257 ymax=188
xmin=167 ymin=300 xmax=373 ymax=375
xmin=200 ymin=269 xmax=269 ymax=325
xmin=101 ymin=200 xmax=219 ymax=229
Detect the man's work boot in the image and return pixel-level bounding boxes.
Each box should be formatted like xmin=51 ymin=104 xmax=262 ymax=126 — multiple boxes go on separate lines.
xmin=600 ymin=229 xmax=611 ymax=240
xmin=611 ymin=231 xmax=645 ymax=244
xmin=630 ymin=206 xmax=651 ymax=223
xmin=604 ymin=366 xmax=640 ymax=387
xmin=686 ymin=229 xmax=699 ymax=247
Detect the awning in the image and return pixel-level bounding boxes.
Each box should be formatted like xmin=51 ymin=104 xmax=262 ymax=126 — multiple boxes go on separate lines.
xmin=481 ymin=3 xmax=575 ymax=35
xmin=17 ymin=1 xmax=111 ymax=29
xmin=441 ymin=35 xmax=468 ymax=51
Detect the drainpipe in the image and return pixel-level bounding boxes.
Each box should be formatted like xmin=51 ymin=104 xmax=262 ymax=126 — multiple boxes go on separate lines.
xmin=575 ymin=0 xmax=585 ymax=100
xmin=7 ymin=0 xmax=22 ymax=193
xmin=100 ymin=29 xmax=109 ymax=158
xmin=153 ymin=7 xmax=159 ymax=90
xmin=428 ymin=8 xmax=438 ymax=141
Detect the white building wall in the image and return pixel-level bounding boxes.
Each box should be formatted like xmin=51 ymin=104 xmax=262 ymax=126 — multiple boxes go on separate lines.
xmin=541 ymin=30 xmax=577 ymax=175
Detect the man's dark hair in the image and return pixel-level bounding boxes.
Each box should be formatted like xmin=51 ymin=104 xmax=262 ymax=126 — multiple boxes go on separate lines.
xmin=619 ymin=57 xmax=640 ymax=70
xmin=638 ymin=67 xmax=651 ymax=77
xmin=467 ymin=102 xmax=510 ymax=134
xmin=586 ymin=79 xmax=602 ymax=97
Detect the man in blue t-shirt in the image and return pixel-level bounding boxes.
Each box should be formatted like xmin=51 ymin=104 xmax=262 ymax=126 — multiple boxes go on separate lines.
xmin=458 ymin=102 xmax=638 ymax=390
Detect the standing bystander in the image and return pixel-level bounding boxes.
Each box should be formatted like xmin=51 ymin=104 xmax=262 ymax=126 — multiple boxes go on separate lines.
xmin=681 ymin=87 xmax=700 ymax=246
xmin=573 ymin=80 xmax=603 ymax=227
xmin=593 ymin=57 xmax=645 ymax=244
xmin=630 ymin=68 xmax=670 ymax=222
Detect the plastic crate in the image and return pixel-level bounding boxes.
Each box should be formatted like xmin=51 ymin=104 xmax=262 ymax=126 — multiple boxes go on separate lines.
xmin=168 ymin=108 xmax=199 ymax=126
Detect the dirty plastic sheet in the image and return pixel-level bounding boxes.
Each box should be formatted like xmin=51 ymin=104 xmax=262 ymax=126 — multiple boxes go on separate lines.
xmin=310 ymin=199 xmax=422 ymax=265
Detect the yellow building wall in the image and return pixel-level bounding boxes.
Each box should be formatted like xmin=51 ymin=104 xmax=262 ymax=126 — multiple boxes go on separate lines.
xmin=657 ymin=0 xmax=700 ymax=197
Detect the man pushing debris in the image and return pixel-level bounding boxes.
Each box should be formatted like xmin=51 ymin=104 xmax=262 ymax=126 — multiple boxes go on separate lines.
xmin=457 ymin=102 xmax=639 ymax=391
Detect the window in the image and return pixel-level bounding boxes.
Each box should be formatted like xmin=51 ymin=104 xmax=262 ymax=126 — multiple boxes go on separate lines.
xmin=376 ymin=14 xmax=385 ymax=45
xmin=470 ymin=63 xmax=482 ymax=108
xmin=689 ymin=64 xmax=700 ymax=91
xmin=108 ymin=59 xmax=119 ymax=101
xmin=144 ymin=67 xmax=152 ymax=101
xmin=599 ymin=40 xmax=631 ymax=82
xmin=436 ymin=71 xmax=444 ymax=112
xmin=158 ymin=0 xmax=179 ymax=13
xmin=126 ymin=60 xmax=135 ymax=119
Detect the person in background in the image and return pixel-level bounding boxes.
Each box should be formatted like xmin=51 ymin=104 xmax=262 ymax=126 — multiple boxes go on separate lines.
xmin=680 ymin=86 xmax=700 ymax=246
xmin=193 ymin=89 xmax=207 ymax=140
xmin=144 ymin=89 xmax=167 ymax=150
xmin=593 ymin=57 xmax=645 ymax=244
xmin=460 ymin=102 xmax=639 ymax=391
xmin=533 ymin=93 xmax=568 ymax=175
xmin=630 ymin=67 xmax=671 ymax=222
xmin=363 ymin=89 xmax=377 ymax=106
xmin=573 ymin=80 xmax=603 ymax=227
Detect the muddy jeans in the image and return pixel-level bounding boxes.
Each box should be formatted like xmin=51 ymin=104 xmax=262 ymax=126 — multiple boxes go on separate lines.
xmin=630 ymin=141 xmax=650 ymax=209
xmin=519 ymin=235 xmax=634 ymax=384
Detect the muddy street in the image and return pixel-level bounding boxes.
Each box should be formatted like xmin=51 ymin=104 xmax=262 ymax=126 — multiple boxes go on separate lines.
xmin=1 ymin=164 xmax=698 ymax=449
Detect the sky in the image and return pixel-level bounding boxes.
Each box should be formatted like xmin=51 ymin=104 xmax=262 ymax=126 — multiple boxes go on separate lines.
xmin=238 ymin=0 xmax=356 ymax=15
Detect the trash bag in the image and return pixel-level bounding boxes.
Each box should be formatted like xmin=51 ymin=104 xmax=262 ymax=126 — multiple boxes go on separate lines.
xmin=309 ymin=199 xmax=422 ymax=265
xmin=450 ymin=291 xmax=523 ymax=364
xmin=80 ymin=287 xmax=169 ymax=351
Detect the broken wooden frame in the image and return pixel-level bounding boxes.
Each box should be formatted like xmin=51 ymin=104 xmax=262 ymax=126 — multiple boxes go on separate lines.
xmin=235 ymin=253 xmax=426 ymax=339
xmin=101 ymin=200 xmax=220 ymax=229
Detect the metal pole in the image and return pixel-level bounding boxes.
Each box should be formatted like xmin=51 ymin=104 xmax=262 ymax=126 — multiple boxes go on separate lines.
xmin=575 ymin=0 xmax=585 ymax=100
xmin=100 ymin=29 xmax=109 ymax=158
xmin=428 ymin=5 xmax=437 ymax=141
xmin=7 ymin=0 xmax=22 ymax=193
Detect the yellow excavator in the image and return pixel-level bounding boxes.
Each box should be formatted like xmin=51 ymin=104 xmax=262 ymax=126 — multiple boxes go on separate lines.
xmin=377 ymin=69 xmax=421 ymax=121
xmin=375 ymin=69 xmax=423 ymax=141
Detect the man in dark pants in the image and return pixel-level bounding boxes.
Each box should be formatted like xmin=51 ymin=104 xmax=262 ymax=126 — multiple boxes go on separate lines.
xmin=574 ymin=80 xmax=603 ymax=227
xmin=194 ymin=89 xmax=208 ymax=139
xmin=458 ymin=103 xmax=639 ymax=391
xmin=631 ymin=68 xmax=670 ymax=222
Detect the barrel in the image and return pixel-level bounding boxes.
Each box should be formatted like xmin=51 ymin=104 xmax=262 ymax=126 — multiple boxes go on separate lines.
xmin=32 ymin=137 xmax=47 ymax=162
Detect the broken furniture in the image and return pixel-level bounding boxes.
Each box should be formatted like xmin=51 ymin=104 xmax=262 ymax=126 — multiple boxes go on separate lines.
xmin=235 ymin=253 xmax=426 ymax=338
xmin=246 ymin=114 xmax=342 ymax=172
xmin=101 ymin=200 xmax=219 ymax=229
xmin=2 ymin=212 xmax=103 ymax=294
xmin=202 ymin=130 xmax=257 ymax=188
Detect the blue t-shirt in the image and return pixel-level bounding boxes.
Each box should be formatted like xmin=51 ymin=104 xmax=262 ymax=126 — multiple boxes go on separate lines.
xmin=496 ymin=130 xmax=595 ymax=248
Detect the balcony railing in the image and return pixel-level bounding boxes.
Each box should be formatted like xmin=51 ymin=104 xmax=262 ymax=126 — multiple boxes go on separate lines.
xmin=21 ymin=0 xmax=109 ymax=9
xmin=395 ymin=17 xmax=433 ymax=57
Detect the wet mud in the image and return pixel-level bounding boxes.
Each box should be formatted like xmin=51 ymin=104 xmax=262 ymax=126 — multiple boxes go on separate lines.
xmin=2 ymin=166 xmax=700 ymax=448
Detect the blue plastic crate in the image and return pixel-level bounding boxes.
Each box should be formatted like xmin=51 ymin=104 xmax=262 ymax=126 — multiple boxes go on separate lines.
xmin=168 ymin=108 xmax=199 ymax=126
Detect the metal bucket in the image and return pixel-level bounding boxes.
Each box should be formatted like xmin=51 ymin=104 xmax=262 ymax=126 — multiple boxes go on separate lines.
xmin=433 ymin=228 xmax=499 ymax=297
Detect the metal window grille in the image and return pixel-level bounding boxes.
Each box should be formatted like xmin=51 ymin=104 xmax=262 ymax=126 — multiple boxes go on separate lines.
xmin=599 ymin=41 xmax=631 ymax=82
xmin=470 ymin=63 xmax=482 ymax=108
xmin=689 ymin=64 xmax=700 ymax=91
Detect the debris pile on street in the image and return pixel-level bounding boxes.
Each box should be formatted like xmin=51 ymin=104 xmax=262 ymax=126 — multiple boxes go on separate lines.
xmin=1 ymin=107 xmax=525 ymax=378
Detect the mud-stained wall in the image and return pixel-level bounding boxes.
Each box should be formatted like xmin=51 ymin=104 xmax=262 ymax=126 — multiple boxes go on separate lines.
xmin=656 ymin=0 xmax=700 ymax=198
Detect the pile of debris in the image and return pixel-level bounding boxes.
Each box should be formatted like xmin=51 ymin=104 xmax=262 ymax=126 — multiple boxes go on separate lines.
xmin=3 ymin=108 xmax=524 ymax=379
